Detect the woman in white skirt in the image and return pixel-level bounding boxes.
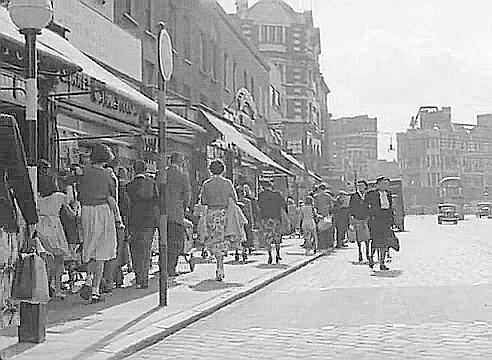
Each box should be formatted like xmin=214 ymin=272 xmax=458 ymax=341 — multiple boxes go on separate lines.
xmin=77 ymin=144 xmax=118 ymax=303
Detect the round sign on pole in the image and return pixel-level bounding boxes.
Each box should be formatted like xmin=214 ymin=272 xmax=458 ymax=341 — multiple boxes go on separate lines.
xmin=158 ymin=28 xmax=173 ymax=82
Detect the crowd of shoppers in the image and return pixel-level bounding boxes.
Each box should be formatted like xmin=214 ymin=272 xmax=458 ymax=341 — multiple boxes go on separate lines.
xmin=30 ymin=141 xmax=399 ymax=307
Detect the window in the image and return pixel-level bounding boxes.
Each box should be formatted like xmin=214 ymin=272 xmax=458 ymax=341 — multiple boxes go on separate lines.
xmin=168 ymin=4 xmax=177 ymax=43
xmin=250 ymin=77 xmax=255 ymax=98
xmin=124 ymin=0 xmax=131 ymax=15
xmin=144 ymin=60 xmax=155 ymax=85
xmin=183 ymin=16 xmax=191 ymax=60
xmin=259 ymin=25 xmax=285 ymax=44
xmin=145 ymin=0 xmax=152 ymax=32
xmin=232 ymin=62 xmax=237 ymax=92
xmin=199 ymin=32 xmax=207 ymax=73
xmin=212 ymin=45 xmax=218 ymax=81
xmin=243 ymin=70 xmax=248 ymax=89
xmin=223 ymin=53 xmax=229 ymax=89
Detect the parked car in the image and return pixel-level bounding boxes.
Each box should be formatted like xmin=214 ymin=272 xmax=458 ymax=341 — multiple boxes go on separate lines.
xmin=437 ymin=203 xmax=459 ymax=225
xmin=476 ymin=202 xmax=492 ymax=219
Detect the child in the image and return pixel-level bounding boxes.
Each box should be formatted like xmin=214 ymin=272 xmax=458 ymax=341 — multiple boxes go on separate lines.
xmin=36 ymin=175 xmax=75 ymax=299
xmin=299 ymin=196 xmax=319 ymax=255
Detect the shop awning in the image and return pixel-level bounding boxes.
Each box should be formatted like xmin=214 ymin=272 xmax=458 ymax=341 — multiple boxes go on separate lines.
xmin=0 ymin=7 xmax=80 ymax=72
xmin=307 ymin=169 xmax=323 ymax=182
xmin=201 ymin=110 xmax=294 ymax=176
xmin=280 ymin=150 xmax=306 ymax=171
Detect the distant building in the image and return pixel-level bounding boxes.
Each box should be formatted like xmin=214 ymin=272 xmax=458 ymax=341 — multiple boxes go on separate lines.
xmin=326 ymin=115 xmax=378 ymax=188
xmin=398 ymin=106 xmax=492 ymax=208
xmin=232 ymin=0 xmax=330 ymax=174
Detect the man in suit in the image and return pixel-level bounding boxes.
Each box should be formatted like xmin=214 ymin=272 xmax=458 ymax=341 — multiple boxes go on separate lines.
xmin=164 ymin=153 xmax=191 ymax=277
xmin=366 ymin=176 xmax=394 ymax=271
xmin=349 ymin=180 xmax=370 ymax=262
xmin=126 ymin=160 xmax=159 ymax=288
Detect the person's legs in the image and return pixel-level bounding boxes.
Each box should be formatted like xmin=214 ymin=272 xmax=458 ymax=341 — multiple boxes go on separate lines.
xmin=139 ymin=230 xmax=154 ymax=288
xmin=91 ymin=260 xmax=105 ymax=298
xmin=130 ymin=231 xmax=144 ymax=286
xmin=214 ymin=251 xmax=224 ymax=280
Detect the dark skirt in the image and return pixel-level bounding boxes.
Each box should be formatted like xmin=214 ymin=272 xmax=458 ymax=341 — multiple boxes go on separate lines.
xmin=369 ymin=209 xmax=392 ymax=249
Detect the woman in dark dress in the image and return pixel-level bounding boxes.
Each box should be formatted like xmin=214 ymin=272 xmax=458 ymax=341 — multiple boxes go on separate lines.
xmin=257 ymin=181 xmax=287 ymax=264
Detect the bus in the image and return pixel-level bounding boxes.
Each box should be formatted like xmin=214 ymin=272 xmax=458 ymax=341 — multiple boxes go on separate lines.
xmin=439 ymin=177 xmax=464 ymax=220
xmin=367 ymin=178 xmax=406 ymax=232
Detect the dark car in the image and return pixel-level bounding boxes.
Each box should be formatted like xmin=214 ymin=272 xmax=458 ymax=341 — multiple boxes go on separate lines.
xmin=437 ymin=203 xmax=459 ymax=225
xmin=476 ymin=202 xmax=492 ymax=219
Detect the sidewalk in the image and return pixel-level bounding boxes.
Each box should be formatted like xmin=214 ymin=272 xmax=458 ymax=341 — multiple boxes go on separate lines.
xmin=0 ymin=236 xmax=328 ymax=360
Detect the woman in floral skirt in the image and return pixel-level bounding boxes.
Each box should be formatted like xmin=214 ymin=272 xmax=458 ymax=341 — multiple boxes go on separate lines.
xmin=199 ymin=159 xmax=238 ymax=281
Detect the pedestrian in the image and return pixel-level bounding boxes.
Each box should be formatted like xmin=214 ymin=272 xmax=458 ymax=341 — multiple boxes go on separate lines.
xmin=349 ymin=180 xmax=371 ymax=262
xmin=333 ymin=190 xmax=350 ymax=248
xmin=366 ymin=176 xmax=394 ymax=270
xmin=299 ymin=195 xmax=318 ymax=255
xmin=77 ymin=143 xmax=119 ymax=303
xmin=126 ymin=160 xmax=159 ymax=289
xmin=287 ymin=197 xmax=301 ymax=237
xmin=236 ymin=186 xmax=253 ymax=261
xmin=314 ymin=183 xmax=335 ymax=249
xmin=257 ymin=180 xmax=287 ymax=264
xmin=164 ymin=153 xmax=191 ymax=278
xmin=199 ymin=159 xmax=238 ymax=281
xmin=36 ymin=175 xmax=74 ymax=299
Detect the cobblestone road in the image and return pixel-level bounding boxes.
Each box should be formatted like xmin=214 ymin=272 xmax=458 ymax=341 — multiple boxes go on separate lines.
xmin=128 ymin=216 xmax=492 ymax=359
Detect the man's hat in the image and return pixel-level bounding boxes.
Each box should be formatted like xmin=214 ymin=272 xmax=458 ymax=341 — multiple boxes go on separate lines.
xmin=376 ymin=176 xmax=390 ymax=183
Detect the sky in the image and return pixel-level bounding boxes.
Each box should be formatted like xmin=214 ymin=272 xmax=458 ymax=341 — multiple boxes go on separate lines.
xmin=217 ymin=0 xmax=492 ymax=160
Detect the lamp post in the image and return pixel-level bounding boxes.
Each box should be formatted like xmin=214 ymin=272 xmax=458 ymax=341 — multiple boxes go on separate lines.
xmin=9 ymin=0 xmax=53 ymax=344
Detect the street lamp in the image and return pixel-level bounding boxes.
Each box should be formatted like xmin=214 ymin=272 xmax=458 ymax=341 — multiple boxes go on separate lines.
xmin=9 ymin=0 xmax=53 ymax=344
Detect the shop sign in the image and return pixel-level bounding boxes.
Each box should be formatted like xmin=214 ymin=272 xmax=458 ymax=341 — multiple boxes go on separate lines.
xmin=60 ymin=73 xmax=140 ymax=123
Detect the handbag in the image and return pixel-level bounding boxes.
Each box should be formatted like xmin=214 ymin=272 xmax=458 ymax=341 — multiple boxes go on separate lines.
xmin=60 ymin=203 xmax=81 ymax=244
xmin=279 ymin=208 xmax=291 ymax=236
xmin=317 ymin=216 xmax=333 ymax=231
xmin=11 ymin=231 xmax=50 ymax=303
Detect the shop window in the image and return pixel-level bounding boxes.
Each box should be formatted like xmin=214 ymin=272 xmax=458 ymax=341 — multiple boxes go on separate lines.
xmin=243 ymin=70 xmax=248 ymax=89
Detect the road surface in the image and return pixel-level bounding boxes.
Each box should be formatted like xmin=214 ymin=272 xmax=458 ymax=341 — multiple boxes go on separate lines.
xmin=128 ymin=215 xmax=492 ymax=359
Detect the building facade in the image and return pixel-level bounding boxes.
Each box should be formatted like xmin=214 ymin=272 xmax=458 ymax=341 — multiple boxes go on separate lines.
xmin=233 ymin=0 xmax=329 ymax=174
xmin=326 ymin=115 xmax=378 ymax=188
xmin=398 ymin=106 xmax=492 ymax=209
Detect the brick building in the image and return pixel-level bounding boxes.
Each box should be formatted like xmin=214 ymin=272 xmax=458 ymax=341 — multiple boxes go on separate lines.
xmin=233 ymin=0 xmax=330 ymax=173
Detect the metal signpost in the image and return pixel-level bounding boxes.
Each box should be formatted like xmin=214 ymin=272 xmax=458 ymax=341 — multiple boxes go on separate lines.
xmin=157 ymin=23 xmax=173 ymax=307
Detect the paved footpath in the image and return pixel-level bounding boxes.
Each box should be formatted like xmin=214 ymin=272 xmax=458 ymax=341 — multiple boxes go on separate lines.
xmin=0 ymin=236 xmax=325 ymax=360
xmin=127 ymin=216 xmax=492 ymax=360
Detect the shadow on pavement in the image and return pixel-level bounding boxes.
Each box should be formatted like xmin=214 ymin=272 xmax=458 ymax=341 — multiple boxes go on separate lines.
xmin=224 ymin=259 xmax=258 ymax=266
xmin=371 ymin=270 xmax=403 ymax=278
xmin=255 ymin=264 xmax=290 ymax=270
xmin=189 ymin=280 xmax=243 ymax=292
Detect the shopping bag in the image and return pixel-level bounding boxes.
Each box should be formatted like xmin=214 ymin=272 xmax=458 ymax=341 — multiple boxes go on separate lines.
xmin=11 ymin=253 xmax=50 ymax=303
xmin=279 ymin=209 xmax=291 ymax=236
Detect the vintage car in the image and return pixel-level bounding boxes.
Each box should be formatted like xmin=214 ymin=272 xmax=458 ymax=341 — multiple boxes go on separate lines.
xmin=437 ymin=203 xmax=459 ymax=225
xmin=476 ymin=202 xmax=492 ymax=219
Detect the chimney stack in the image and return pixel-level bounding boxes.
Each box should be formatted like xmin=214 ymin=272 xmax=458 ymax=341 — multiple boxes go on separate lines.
xmin=236 ymin=0 xmax=249 ymax=18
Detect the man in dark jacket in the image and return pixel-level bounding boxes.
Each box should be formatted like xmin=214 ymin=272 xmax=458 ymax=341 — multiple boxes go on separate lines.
xmin=366 ymin=176 xmax=394 ymax=270
xmin=126 ymin=160 xmax=159 ymax=288
xmin=314 ymin=183 xmax=335 ymax=249
xmin=164 ymin=153 xmax=191 ymax=277
xmin=333 ymin=190 xmax=350 ymax=248
xmin=349 ymin=180 xmax=370 ymax=262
